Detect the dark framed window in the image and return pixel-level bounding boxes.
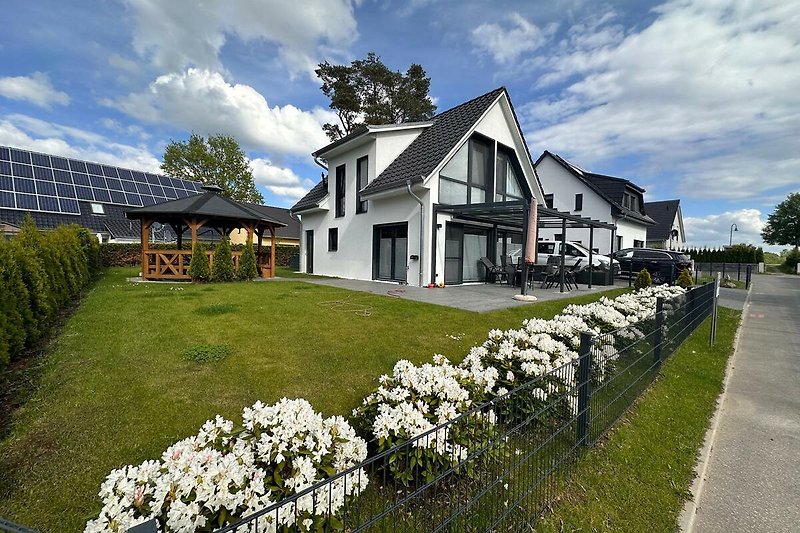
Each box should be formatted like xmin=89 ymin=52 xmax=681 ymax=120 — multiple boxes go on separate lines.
xmin=495 ymin=148 xmax=525 ymax=202
xmin=633 ymin=239 xmax=644 ymax=248
xmin=328 ymin=227 xmax=338 ymax=251
xmin=356 ymin=156 xmax=368 ymax=214
xmin=439 ymin=137 xmax=491 ymax=205
xmin=335 ymin=164 xmax=345 ymax=218
xmin=544 ymin=194 xmax=554 ymax=209
xmin=574 ymin=193 xmax=583 ymax=211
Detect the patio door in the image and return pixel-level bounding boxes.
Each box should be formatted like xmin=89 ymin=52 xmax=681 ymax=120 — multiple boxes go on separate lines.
xmin=444 ymin=223 xmax=489 ymax=284
xmin=305 ymin=230 xmax=314 ymax=273
xmin=373 ymin=223 xmax=407 ymax=282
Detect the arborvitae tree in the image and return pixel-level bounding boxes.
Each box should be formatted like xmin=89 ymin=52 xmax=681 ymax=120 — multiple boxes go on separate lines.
xmin=0 ymin=242 xmax=32 ymax=360
xmin=212 ymin=236 xmax=235 ymax=282
xmin=634 ymin=268 xmax=652 ymax=290
xmin=189 ymin=242 xmax=211 ymax=282
xmin=675 ymin=268 xmax=694 ymax=289
xmin=237 ymin=240 xmax=258 ymax=281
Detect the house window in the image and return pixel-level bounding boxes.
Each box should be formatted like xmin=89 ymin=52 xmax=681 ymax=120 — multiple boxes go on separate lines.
xmin=90 ymin=202 xmax=105 ymax=215
xmin=439 ymin=137 xmax=491 ymax=205
xmin=495 ymin=150 xmax=524 ymax=202
xmin=356 ymin=156 xmax=368 ymax=214
xmin=335 ymin=164 xmax=345 ymax=218
xmin=574 ymin=193 xmax=583 ymax=211
xmin=616 ymin=235 xmax=624 ymax=251
xmin=328 ymin=228 xmax=338 ymax=251
xmin=633 ymin=239 xmax=644 ymax=248
xmin=544 ymin=194 xmax=554 ymax=209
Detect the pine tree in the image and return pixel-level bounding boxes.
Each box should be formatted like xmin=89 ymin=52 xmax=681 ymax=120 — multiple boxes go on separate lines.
xmin=675 ymin=268 xmax=693 ymax=288
xmin=189 ymin=242 xmax=211 ymax=282
xmin=212 ymin=236 xmax=235 ymax=282
xmin=634 ymin=268 xmax=652 ymax=290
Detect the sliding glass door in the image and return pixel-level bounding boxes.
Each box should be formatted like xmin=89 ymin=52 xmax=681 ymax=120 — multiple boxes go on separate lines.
xmin=444 ymin=223 xmax=489 ymax=284
xmin=373 ymin=223 xmax=408 ymax=282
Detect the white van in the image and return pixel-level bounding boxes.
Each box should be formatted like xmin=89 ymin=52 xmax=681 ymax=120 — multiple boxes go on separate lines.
xmin=510 ymin=240 xmax=618 ymax=271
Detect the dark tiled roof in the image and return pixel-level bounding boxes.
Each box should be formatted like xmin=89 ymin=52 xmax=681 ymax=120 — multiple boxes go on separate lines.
xmin=362 ymin=87 xmax=506 ymax=196
xmin=243 ymin=203 xmax=301 ymax=240
xmin=290 ymin=178 xmax=328 ymax=213
xmin=0 ymin=202 xmax=146 ymax=240
xmin=644 ymin=200 xmax=680 ymax=240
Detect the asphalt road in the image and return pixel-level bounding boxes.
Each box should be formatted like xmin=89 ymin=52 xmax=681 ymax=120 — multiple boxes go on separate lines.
xmin=690 ymin=275 xmax=800 ymax=532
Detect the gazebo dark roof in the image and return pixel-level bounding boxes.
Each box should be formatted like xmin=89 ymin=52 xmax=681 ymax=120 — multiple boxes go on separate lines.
xmin=125 ymin=185 xmax=286 ymax=228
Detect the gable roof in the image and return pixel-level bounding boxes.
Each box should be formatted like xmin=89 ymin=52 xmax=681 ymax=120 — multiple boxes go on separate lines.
xmin=243 ymin=203 xmax=301 ymax=239
xmin=0 ymin=201 xmax=143 ymax=240
xmin=643 ymin=199 xmax=681 ymax=240
xmin=535 ymin=150 xmax=655 ymax=226
xmin=292 ymin=87 xmax=508 ymax=212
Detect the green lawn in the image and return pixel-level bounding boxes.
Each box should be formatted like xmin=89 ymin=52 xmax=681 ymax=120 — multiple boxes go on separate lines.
xmin=536 ymin=307 xmax=741 ymax=532
xmin=0 ymin=268 xmax=626 ymax=532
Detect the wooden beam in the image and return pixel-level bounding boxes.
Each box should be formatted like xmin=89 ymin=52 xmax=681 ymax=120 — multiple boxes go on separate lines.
xmin=141 ymin=218 xmax=152 ymax=279
xmin=269 ymin=225 xmax=276 ymax=278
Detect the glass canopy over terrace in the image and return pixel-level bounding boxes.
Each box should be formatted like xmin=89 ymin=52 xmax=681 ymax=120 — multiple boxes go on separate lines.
xmin=434 ymin=200 xmax=617 ymax=294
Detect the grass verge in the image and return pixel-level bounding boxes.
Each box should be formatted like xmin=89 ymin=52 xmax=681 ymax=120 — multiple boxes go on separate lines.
xmin=535 ymin=307 xmax=741 ymax=532
xmin=0 ymin=268 xmax=626 ymax=532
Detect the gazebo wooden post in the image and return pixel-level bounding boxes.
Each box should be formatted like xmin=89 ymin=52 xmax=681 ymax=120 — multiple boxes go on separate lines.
xmin=176 ymin=223 xmax=183 ymax=250
xmin=140 ymin=217 xmax=152 ymax=279
xmin=269 ymin=225 xmax=276 ymax=278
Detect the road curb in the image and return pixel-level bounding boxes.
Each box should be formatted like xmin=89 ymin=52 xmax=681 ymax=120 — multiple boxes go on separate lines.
xmin=678 ymin=281 xmax=753 ymax=532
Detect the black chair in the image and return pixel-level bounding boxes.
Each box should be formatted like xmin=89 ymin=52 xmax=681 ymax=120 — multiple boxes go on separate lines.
xmin=479 ymin=257 xmax=506 ymax=284
xmin=541 ymin=256 xmax=561 ymax=288
xmin=564 ymin=259 xmax=584 ymax=290
xmin=504 ymin=263 xmax=517 ymax=286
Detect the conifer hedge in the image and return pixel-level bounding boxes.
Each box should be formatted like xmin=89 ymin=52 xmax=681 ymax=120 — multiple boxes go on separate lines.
xmin=0 ymin=217 xmax=102 ymax=371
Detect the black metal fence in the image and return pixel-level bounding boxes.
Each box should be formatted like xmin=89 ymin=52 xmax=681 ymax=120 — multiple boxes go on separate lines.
xmin=212 ymin=283 xmax=716 ymax=533
xmin=694 ymin=262 xmax=754 ymax=288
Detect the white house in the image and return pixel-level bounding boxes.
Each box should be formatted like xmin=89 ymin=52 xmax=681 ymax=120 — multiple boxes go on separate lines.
xmin=291 ymin=87 xmax=549 ymax=286
xmin=533 ymin=151 xmax=655 ymax=255
xmin=644 ymin=199 xmax=685 ymax=250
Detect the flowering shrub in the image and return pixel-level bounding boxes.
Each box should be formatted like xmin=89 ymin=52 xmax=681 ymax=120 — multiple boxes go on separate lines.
xmin=86 ymin=399 xmax=368 ymax=533
xmin=352 ymin=355 xmax=499 ymax=486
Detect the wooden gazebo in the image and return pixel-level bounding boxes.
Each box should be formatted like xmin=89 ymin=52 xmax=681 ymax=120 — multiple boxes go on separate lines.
xmin=126 ymin=185 xmax=286 ymax=281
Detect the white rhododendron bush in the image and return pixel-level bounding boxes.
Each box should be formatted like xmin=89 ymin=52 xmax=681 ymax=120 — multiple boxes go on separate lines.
xmin=86 ymin=399 xmax=368 ymax=533
xmin=89 ymin=285 xmax=688 ymax=531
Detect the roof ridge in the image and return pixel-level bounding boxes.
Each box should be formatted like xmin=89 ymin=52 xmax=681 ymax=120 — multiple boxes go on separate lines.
xmin=432 ymin=86 xmax=506 ymax=120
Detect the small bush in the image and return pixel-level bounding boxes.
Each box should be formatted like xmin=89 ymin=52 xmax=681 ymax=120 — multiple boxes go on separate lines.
xmin=238 ymin=241 xmax=259 ymax=280
xmin=634 ymin=268 xmax=652 ymax=290
xmin=784 ymin=249 xmax=800 ymax=270
xmin=675 ymin=268 xmax=693 ymax=288
xmin=212 ymin=236 xmax=235 ymax=282
xmin=182 ymin=343 xmax=232 ymax=363
xmin=188 ymin=242 xmax=211 ymax=282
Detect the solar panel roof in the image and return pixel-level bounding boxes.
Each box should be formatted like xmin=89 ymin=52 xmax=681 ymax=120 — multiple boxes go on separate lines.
xmin=0 ymin=145 xmax=202 ymax=216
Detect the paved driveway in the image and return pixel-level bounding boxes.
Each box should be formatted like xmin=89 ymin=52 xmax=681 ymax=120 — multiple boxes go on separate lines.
xmin=688 ymin=275 xmax=800 ymax=532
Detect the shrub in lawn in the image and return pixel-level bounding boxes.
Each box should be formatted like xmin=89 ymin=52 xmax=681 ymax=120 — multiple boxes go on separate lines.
xmin=675 ymin=268 xmax=693 ymax=288
xmin=352 ymin=355 xmax=499 ymax=486
xmin=212 ymin=235 xmax=235 ymax=282
xmin=0 ymin=243 xmax=32 ymax=369
xmin=86 ymin=399 xmax=369 ymax=533
xmin=75 ymin=227 xmax=103 ymax=276
xmin=237 ymin=240 xmax=258 ymax=281
xmin=182 ymin=343 xmax=232 ymax=362
xmin=634 ymin=268 xmax=652 ymax=290
xmin=188 ymin=242 xmax=211 ymax=282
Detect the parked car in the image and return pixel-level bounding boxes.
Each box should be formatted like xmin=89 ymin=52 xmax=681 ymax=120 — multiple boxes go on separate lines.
xmin=510 ymin=240 xmax=619 ymax=272
xmin=611 ymin=248 xmax=692 ymax=284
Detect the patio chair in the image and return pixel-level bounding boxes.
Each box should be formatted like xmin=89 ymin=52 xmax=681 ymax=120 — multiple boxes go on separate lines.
xmin=541 ymin=256 xmax=561 ymax=289
xmin=479 ymin=257 xmax=506 ymax=284
xmin=503 ymin=263 xmax=517 ymax=286
xmin=564 ymin=259 xmax=584 ymax=290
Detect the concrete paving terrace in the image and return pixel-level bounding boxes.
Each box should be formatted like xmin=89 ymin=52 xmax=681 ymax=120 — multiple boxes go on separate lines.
xmin=288 ymin=276 xmax=630 ymax=312
xmin=686 ymin=274 xmax=800 ymax=533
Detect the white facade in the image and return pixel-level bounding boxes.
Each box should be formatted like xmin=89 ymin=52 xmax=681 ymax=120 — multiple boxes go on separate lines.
xmin=296 ymin=92 xmax=545 ymax=286
xmin=646 ymin=206 xmax=685 ymax=250
xmin=534 ymin=153 xmax=651 ymax=255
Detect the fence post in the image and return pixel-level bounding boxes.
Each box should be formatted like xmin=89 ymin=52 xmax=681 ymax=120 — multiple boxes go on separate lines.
xmin=737 ymin=263 xmax=741 ymax=281
xmin=710 ymin=272 xmax=720 ymax=346
xmin=746 ymin=265 xmax=752 ymax=290
xmin=576 ymin=332 xmax=594 ymax=446
xmin=654 ymin=297 xmax=664 ymax=368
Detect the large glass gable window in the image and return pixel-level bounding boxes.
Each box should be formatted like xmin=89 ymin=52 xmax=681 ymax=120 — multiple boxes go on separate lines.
xmin=439 ymin=137 xmax=491 ymax=205
xmin=495 ymin=150 xmax=524 ymax=202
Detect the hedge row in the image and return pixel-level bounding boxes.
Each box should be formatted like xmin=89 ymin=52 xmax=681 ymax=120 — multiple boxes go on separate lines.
xmin=0 ymin=216 xmax=101 ymax=371
xmin=100 ymin=242 xmax=298 ymax=268
xmin=681 ymin=244 xmax=764 ymax=264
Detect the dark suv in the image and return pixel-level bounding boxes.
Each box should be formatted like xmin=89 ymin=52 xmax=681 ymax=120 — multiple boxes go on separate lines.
xmin=611 ymin=248 xmax=692 ymax=284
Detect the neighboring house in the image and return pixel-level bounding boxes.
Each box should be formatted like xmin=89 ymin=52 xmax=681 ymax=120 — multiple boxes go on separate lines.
xmin=291 ymin=87 xmax=546 ymax=286
xmin=230 ymin=204 xmax=301 ymax=246
xmin=644 ymin=199 xmax=685 ymax=250
xmin=533 ymin=151 xmax=655 ymax=255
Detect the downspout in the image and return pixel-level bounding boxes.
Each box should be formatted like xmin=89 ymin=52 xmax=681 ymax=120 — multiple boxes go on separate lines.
xmin=406 ymin=177 xmax=424 ymax=288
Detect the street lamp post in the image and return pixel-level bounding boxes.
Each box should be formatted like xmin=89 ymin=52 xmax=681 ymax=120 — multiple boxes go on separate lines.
xmin=729 ymin=223 xmax=738 ymax=246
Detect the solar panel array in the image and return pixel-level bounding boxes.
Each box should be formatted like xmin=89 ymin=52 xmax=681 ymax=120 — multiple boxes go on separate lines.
xmin=0 ymin=145 xmax=202 ymax=215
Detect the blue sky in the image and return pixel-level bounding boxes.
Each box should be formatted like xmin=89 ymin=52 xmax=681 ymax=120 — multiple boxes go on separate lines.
xmin=1 ymin=0 xmax=797 ymax=250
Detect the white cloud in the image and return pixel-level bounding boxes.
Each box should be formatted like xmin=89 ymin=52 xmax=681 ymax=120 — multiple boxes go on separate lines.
xmin=0 ymin=114 xmax=161 ymax=172
xmin=0 ymin=72 xmax=70 ymax=108
xmin=517 ymin=0 xmax=800 ymax=200
xmin=124 ymin=0 xmax=358 ymax=78
xmin=471 ymin=13 xmax=554 ymax=64
xmin=684 ymin=208 xmax=768 ymax=249
xmin=109 ymin=68 xmax=335 ymax=157
xmin=251 ymin=157 xmax=308 ymax=199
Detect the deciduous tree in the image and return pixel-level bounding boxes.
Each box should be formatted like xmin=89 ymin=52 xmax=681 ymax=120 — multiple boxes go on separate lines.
xmin=761 ymin=192 xmax=800 ymax=250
